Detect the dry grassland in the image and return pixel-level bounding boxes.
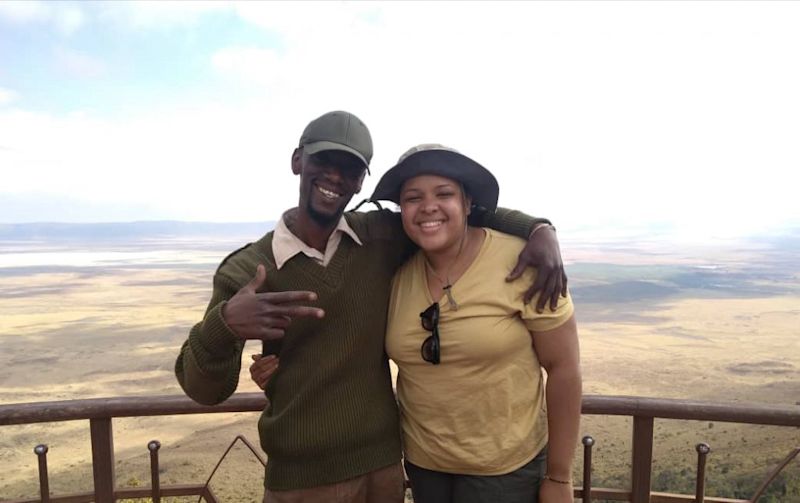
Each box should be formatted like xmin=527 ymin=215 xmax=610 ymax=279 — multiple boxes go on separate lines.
xmin=578 ymin=296 xmax=800 ymax=494
xmin=0 ymin=266 xmax=271 ymax=499
xmin=1 ymin=240 xmax=798 ymax=501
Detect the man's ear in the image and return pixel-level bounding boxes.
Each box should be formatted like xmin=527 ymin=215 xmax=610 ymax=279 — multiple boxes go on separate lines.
xmin=354 ymin=170 xmax=367 ymax=194
xmin=291 ymin=148 xmax=303 ymax=175
xmin=464 ymin=195 xmax=473 ymax=216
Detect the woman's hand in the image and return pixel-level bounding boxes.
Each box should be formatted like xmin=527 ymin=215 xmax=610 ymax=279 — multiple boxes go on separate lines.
xmin=249 ymin=353 xmax=279 ymax=390
xmin=539 ymin=478 xmax=574 ymax=502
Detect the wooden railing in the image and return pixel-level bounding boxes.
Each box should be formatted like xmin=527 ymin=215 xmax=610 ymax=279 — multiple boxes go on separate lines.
xmin=1 ymin=394 xmax=798 ymax=503
xmin=578 ymin=396 xmax=800 ymax=503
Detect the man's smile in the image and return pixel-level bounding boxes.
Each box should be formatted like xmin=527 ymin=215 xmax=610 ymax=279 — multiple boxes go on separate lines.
xmin=315 ymin=183 xmax=343 ymax=200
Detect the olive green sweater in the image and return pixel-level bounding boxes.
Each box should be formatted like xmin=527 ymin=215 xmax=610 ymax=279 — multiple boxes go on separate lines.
xmin=174 ymin=208 xmax=542 ymax=490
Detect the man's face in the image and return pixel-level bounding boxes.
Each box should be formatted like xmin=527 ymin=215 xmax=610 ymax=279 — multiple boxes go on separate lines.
xmin=293 ymin=149 xmax=367 ymax=226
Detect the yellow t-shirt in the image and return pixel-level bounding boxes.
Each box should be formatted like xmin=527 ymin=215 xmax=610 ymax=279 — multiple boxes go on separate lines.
xmin=385 ymin=228 xmax=574 ymax=475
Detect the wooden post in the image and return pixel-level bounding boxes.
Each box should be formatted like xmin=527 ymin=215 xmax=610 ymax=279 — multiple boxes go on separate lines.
xmin=582 ymin=436 xmax=594 ymax=502
xmin=695 ymin=443 xmax=711 ymax=503
xmin=149 ymin=440 xmax=162 ymax=503
xmin=90 ymin=418 xmax=115 ymax=503
xmin=631 ymin=416 xmax=654 ymax=503
xmin=34 ymin=444 xmax=50 ymax=503
xmin=203 ymin=486 xmax=220 ymax=503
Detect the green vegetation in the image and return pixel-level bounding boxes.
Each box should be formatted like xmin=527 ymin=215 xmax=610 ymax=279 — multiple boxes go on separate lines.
xmin=645 ymin=470 xmax=800 ymax=502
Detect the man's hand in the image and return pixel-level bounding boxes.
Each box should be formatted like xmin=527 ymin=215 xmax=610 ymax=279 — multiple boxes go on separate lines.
xmin=539 ymin=478 xmax=574 ymax=503
xmin=250 ymin=353 xmax=279 ymax=390
xmin=505 ymin=225 xmax=568 ymax=313
xmin=222 ymin=264 xmax=325 ymax=341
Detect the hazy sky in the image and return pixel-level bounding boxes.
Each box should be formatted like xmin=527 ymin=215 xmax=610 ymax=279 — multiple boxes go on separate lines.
xmin=1 ymin=1 xmax=798 ymax=239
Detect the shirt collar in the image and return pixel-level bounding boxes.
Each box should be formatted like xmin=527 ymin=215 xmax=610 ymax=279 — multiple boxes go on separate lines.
xmin=272 ymin=212 xmax=363 ymax=270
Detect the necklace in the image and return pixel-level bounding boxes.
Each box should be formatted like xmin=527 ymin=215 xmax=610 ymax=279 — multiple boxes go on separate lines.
xmin=424 ymin=224 xmax=469 ymax=311
xmin=425 ymin=261 xmax=459 ymax=310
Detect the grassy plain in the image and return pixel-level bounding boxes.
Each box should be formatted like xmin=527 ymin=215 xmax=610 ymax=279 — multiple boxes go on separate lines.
xmin=1 ymin=229 xmax=798 ymax=501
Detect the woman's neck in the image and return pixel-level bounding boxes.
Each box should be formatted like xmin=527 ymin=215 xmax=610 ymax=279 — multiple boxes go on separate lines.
xmin=424 ymin=226 xmax=485 ymax=282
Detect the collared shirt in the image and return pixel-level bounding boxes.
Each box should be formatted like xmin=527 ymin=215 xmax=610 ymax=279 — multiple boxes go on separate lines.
xmin=272 ymin=213 xmax=363 ymax=269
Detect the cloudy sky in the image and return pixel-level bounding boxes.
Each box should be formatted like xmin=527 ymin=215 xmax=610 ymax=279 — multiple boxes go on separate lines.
xmin=1 ymin=1 xmax=798 ymax=239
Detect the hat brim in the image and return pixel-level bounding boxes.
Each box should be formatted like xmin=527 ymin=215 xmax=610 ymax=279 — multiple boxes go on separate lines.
xmin=370 ymin=149 xmax=499 ymax=211
xmin=303 ymin=140 xmax=370 ymax=173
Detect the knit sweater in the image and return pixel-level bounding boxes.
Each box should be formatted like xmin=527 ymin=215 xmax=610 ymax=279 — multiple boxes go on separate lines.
xmin=174 ymin=208 xmax=542 ymax=490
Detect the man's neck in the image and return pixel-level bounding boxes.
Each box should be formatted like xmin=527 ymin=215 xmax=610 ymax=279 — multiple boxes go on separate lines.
xmin=284 ymin=207 xmax=339 ymax=253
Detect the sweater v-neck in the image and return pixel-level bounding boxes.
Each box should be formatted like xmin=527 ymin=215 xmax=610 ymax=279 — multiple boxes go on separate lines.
xmin=267 ymin=233 xmax=356 ymax=291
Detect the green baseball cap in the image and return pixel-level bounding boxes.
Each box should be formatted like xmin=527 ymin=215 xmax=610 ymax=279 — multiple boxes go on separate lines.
xmin=298 ymin=111 xmax=373 ymax=173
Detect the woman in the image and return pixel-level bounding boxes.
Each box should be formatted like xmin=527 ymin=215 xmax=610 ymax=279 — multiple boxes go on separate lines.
xmin=251 ymin=144 xmax=581 ymax=503
xmin=373 ymin=144 xmax=581 ymax=503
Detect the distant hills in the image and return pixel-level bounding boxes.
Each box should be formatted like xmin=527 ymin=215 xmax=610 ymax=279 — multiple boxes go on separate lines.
xmin=1 ymin=220 xmax=798 ymax=252
xmin=0 ymin=221 xmax=276 ymax=241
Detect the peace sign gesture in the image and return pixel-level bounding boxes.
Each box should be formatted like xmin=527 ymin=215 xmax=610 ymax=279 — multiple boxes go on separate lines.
xmin=222 ymin=264 xmax=325 ymax=341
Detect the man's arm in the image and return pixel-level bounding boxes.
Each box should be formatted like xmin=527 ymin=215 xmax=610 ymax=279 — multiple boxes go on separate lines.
xmin=473 ymin=207 xmax=568 ymax=313
xmin=175 ymin=273 xmax=247 ymax=406
xmin=351 ymin=205 xmax=567 ymax=311
xmin=175 ymin=265 xmax=324 ymax=405
xmin=346 ymin=208 xmax=418 ymax=263
xmin=469 ymin=207 xmax=551 ymax=238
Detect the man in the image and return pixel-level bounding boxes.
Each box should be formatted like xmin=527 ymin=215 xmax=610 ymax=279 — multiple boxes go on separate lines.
xmin=175 ymin=111 xmax=567 ymax=503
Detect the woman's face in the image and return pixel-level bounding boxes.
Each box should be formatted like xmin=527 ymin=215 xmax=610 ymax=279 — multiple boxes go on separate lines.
xmin=399 ymin=174 xmax=471 ymax=255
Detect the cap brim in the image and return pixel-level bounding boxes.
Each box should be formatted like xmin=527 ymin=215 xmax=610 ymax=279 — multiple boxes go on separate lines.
xmin=370 ymin=149 xmax=498 ymax=210
xmin=303 ymin=141 xmax=370 ymax=174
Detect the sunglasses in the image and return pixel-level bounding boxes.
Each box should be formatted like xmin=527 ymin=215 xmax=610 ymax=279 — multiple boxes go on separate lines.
xmin=420 ymin=302 xmax=440 ymax=364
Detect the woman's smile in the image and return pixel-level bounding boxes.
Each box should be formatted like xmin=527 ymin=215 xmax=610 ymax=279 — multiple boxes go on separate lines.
xmin=418 ymin=220 xmax=446 ymax=232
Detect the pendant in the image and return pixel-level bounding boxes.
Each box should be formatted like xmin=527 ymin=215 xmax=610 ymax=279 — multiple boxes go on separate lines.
xmin=442 ymin=284 xmax=459 ymax=310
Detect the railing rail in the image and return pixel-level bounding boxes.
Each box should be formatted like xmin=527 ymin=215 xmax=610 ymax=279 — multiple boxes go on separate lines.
xmin=4 ymin=393 xmax=799 ymax=427
xmin=581 ymin=395 xmax=800 ymax=426
xmin=0 ymin=393 xmax=268 ymax=425
xmin=1 ymin=394 xmax=798 ymax=503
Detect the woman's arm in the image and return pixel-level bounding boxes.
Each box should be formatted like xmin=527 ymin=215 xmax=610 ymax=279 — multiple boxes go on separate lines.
xmin=531 ymin=314 xmax=582 ymax=502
